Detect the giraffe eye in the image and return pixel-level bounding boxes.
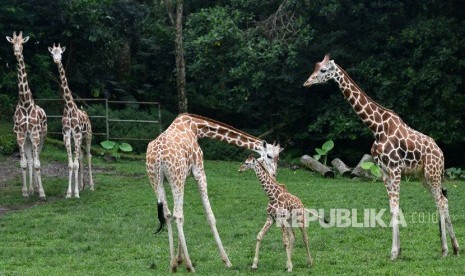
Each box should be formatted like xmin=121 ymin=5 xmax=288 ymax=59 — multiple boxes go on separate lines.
xmin=267 ymin=154 xmax=272 ymax=159
xmin=320 ymin=69 xmax=327 ymax=73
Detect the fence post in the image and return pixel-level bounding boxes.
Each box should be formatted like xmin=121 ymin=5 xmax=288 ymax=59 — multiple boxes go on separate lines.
xmin=105 ymin=99 xmax=109 ymax=141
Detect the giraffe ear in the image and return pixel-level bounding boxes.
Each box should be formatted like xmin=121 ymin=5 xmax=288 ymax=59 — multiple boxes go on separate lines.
xmin=62 ymin=46 xmax=66 ymax=52
xmin=262 ymin=140 xmax=267 ymax=149
xmin=48 ymin=47 xmax=53 ymax=53
xmin=328 ymin=60 xmax=336 ymax=69
xmin=23 ymin=36 xmax=30 ymax=43
xmin=6 ymin=36 xmax=13 ymax=43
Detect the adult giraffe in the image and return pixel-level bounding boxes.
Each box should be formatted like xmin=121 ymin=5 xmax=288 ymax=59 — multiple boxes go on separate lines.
xmin=48 ymin=43 xmax=94 ymax=198
xmin=6 ymin=31 xmax=47 ymax=199
xmin=146 ymin=113 xmax=282 ymax=272
xmin=303 ymin=54 xmax=459 ymax=260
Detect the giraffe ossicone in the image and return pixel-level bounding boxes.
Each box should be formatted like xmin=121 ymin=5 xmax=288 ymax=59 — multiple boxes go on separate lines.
xmin=304 ymin=54 xmax=459 ymax=260
xmin=146 ymin=113 xmax=282 ymax=272
xmin=49 ymin=43 xmax=94 ymax=198
xmin=6 ymin=31 xmax=47 ymax=199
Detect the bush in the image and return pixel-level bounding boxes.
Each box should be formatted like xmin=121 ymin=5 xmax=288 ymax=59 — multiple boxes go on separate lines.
xmin=0 ymin=133 xmax=17 ymax=155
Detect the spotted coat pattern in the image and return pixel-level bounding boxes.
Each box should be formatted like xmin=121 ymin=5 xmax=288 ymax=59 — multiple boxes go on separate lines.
xmin=146 ymin=113 xmax=282 ymax=272
xmin=303 ymin=54 xmax=459 ymax=260
xmin=6 ymin=31 xmax=47 ymax=199
xmin=239 ymin=155 xmax=319 ymax=272
xmin=49 ymin=44 xmax=94 ymax=198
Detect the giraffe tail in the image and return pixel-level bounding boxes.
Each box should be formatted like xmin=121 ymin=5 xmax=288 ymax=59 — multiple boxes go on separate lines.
xmin=155 ymin=201 xmax=166 ymax=234
xmin=305 ymin=208 xmax=329 ymax=224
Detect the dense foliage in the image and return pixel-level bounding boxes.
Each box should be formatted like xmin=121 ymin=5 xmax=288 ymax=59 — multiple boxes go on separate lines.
xmin=1 ymin=0 xmax=464 ymax=165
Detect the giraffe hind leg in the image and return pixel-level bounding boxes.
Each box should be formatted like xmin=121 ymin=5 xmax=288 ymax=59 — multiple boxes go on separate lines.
xmin=436 ymin=187 xmax=459 ymax=256
xmin=442 ymin=188 xmax=460 ymax=255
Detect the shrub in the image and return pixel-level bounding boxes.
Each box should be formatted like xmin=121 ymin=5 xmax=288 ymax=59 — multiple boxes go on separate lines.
xmin=0 ymin=133 xmax=17 ymax=155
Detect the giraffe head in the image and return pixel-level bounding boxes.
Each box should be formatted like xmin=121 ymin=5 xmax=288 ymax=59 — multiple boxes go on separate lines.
xmin=6 ymin=31 xmax=29 ymax=57
xmin=48 ymin=43 xmax=66 ymax=64
xmin=238 ymin=154 xmax=258 ymax=172
xmin=256 ymin=141 xmax=282 ymax=179
xmin=303 ymin=54 xmax=337 ymax=88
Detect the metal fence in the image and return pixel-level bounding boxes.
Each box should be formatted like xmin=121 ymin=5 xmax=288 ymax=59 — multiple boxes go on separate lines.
xmin=36 ymin=98 xmax=162 ymax=141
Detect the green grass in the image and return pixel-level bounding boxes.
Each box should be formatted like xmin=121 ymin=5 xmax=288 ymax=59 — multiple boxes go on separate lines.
xmin=0 ymin=143 xmax=464 ymax=275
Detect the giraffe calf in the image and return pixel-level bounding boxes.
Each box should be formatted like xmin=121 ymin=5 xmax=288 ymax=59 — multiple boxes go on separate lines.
xmin=239 ymin=155 xmax=325 ymax=272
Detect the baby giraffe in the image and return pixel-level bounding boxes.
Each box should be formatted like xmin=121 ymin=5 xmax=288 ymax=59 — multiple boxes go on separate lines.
xmin=239 ymin=155 xmax=324 ymax=272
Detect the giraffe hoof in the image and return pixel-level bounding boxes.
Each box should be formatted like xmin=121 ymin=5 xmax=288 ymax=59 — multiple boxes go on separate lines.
xmin=442 ymin=249 xmax=448 ymax=258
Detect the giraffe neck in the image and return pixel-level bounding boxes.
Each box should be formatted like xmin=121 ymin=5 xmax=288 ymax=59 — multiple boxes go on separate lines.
xmin=16 ymin=54 xmax=34 ymax=107
xmin=252 ymin=161 xmax=285 ymax=200
xmin=57 ymin=61 xmax=77 ymax=110
xmin=334 ymin=64 xmax=397 ymax=134
xmin=190 ymin=114 xmax=263 ymax=152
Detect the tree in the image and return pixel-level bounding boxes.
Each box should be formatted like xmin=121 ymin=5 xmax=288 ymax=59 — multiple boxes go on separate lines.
xmin=163 ymin=0 xmax=187 ymax=113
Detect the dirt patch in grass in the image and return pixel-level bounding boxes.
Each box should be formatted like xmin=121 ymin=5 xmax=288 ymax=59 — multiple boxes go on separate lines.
xmin=0 ymin=154 xmax=108 ymax=217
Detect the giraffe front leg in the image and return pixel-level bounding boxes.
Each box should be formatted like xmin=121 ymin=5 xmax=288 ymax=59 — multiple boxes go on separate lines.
xmin=385 ymin=171 xmax=402 ymax=261
xmin=17 ymin=138 xmax=29 ymax=198
xmin=252 ymin=216 xmax=273 ymax=270
xmin=64 ymin=134 xmax=74 ymax=198
xmin=73 ymin=135 xmax=82 ymax=198
xmin=192 ymin=164 xmax=232 ymax=268
xmin=25 ymin=142 xmax=34 ymax=196
xmin=31 ymin=136 xmax=46 ymax=199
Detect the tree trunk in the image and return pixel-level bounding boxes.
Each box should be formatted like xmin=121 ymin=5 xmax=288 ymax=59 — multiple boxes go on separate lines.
xmin=331 ymin=158 xmax=351 ymax=177
xmin=174 ymin=0 xmax=187 ymax=113
xmin=164 ymin=0 xmax=187 ymax=113
xmin=301 ymin=155 xmax=334 ymax=178
xmin=350 ymin=154 xmax=375 ymax=179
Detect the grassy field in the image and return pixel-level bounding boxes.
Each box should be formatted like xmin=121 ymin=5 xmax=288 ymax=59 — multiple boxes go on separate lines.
xmin=0 ymin=141 xmax=464 ymax=275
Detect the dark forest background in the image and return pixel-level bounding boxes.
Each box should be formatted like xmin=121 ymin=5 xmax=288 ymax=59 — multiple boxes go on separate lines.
xmin=0 ymin=0 xmax=464 ymax=167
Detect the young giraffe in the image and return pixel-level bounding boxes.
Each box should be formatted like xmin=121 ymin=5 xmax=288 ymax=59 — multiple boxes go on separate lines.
xmin=303 ymin=54 xmax=459 ymax=260
xmin=6 ymin=31 xmax=47 ymax=199
xmin=239 ymin=155 xmax=325 ymax=272
xmin=48 ymin=43 xmax=94 ymax=198
xmin=146 ymin=113 xmax=282 ymax=272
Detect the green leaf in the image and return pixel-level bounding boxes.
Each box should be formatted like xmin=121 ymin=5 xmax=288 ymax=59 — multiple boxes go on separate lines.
xmin=119 ymin=143 xmax=133 ymax=152
xmin=370 ymin=166 xmax=382 ymax=178
xmin=361 ymin=161 xmax=374 ymax=170
xmin=100 ymin=140 xmax=116 ymax=150
xmin=315 ymin=148 xmax=326 ymax=155
xmin=313 ymin=154 xmax=321 ymax=161
xmin=322 ymin=140 xmax=334 ymax=151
